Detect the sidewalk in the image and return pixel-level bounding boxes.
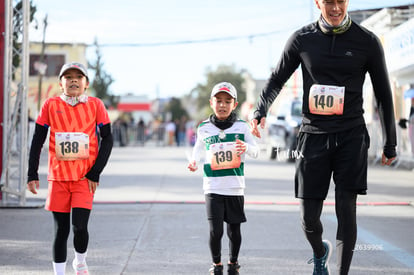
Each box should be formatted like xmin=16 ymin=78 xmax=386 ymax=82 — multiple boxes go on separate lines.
xmin=1 ymin=145 xmax=413 ymax=274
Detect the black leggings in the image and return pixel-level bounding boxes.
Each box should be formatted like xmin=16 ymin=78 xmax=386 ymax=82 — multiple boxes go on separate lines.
xmin=209 ymin=219 xmax=242 ymax=264
xmin=52 ymin=208 xmax=91 ymax=263
xmin=300 ymin=190 xmax=357 ymax=275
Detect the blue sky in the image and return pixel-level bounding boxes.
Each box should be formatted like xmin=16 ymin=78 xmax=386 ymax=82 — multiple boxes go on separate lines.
xmin=30 ymin=0 xmax=414 ymax=99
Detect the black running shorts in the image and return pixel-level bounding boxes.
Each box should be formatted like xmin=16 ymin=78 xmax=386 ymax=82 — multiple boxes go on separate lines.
xmin=295 ymin=125 xmax=370 ymax=199
xmin=205 ymin=193 xmax=246 ymax=224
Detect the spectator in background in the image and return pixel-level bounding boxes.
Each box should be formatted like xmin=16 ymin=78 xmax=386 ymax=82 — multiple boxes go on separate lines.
xmin=186 ymin=119 xmax=196 ymax=146
xmin=154 ymin=118 xmax=165 ymax=146
xmin=166 ymin=119 xmax=176 ymax=146
xmin=398 ymin=98 xmax=414 ymax=155
xmin=113 ymin=117 xmax=128 ymax=147
xmin=137 ymin=118 xmax=146 ymax=146
xmin=177 ymin=116 xmax=187 ymax=147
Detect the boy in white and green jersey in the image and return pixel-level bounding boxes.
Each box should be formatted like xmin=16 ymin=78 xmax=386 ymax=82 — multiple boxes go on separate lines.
xmin=188 ymin=82 xmax=259 ymax=275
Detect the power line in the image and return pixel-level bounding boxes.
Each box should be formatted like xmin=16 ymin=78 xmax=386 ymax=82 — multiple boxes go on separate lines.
xmin=95 ymin=28 xmax=292 ymax=48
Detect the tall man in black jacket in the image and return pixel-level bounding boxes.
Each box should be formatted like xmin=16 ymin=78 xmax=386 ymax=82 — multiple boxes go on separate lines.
xmin=251 ymin=1 xmax=396 ymax=274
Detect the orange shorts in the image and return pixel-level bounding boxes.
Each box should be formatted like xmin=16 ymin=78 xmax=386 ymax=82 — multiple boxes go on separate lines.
xmin=45 ymin=179 xmax=94 ymax=212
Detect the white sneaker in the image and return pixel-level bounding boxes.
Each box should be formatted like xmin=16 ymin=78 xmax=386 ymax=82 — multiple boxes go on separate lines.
xmin=72 ymin=259 xmax=89 ymax=275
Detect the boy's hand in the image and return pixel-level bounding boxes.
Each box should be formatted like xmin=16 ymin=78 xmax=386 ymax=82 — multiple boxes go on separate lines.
xmin=81 ymin=177 xmax=99 ymax=194
xmin=187 ymin=160 xmax=198 ymax=172
xmin=27 ymin=180 xmax=39 ymax=194
xmin=88 ymin=179 xmax=99 ymax=194
xmin=235 ymin=139 xmax=246 ymax=156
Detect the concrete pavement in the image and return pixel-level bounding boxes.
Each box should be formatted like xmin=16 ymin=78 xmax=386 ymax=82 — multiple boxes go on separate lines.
xmin=1 ymin=145 xmax=413 ymax=274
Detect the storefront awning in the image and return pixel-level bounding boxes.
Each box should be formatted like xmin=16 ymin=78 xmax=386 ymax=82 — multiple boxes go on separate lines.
xmin=117 ymin=103 xmax=151 ymax=112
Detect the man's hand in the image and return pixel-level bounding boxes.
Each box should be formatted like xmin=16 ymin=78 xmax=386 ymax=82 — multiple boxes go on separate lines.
xmin=250 ymin=117 xmax=266 ymax=138
xmin=381 ymin=153 xmax=396 ymax=166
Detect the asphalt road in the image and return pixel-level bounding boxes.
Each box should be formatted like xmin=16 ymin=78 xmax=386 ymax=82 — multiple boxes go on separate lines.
xmin=1 ymin=145 xmax=413 ymax=274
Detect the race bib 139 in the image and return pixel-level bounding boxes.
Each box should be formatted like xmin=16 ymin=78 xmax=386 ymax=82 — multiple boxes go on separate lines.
xmin=209 ymin=142 xmax=241 ymax=170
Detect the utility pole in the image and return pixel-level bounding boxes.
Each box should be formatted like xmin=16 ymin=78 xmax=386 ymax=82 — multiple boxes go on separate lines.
xmin=37 ymin=14 xmax=48 ymax=111
xmin=0 ymin=0 xmax=5 ymax=191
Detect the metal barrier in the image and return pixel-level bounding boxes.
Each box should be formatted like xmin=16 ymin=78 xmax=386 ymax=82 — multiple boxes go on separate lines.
xmin=0 ymin=0 xmax=31 ymax=207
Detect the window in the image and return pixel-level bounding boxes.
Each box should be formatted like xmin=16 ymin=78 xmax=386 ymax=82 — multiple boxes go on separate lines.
xmin=291 ymin=101 xmax=303 ymax=117
xmin=29 ymin=54 xmax=65 ymax=77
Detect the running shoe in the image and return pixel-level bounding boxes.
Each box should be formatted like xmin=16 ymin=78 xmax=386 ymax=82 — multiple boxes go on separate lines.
xmin=227 ymin=262 xmax=240 ymax=275
xmin=72 ymin=259 xmax=89 ymax=275
xmin=209 ymin=263 xmax=224 ymax=275
xmin=307 ymin=239 xmax=332 ymax=275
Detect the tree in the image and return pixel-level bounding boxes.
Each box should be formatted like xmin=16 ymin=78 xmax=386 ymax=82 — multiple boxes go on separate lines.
xmin=13 ymin=1 xmax=37 ymax=79
xmin=88 ymin=38 xmax=118 ymax=108
xmin=164 ymin=97 xmax=188 ymax=121
xmin=190 ymin=64 xmax=246 ymax=119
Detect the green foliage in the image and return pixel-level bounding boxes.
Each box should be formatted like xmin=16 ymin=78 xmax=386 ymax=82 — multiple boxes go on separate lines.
xmin=12 ymin=1 xmax=37 ymax=79
xmin=190 ymin=64 xmax=246 ymax=119
xmin=164 ymin=97 xmax=188 ymax=121
xmin=88 ymin=38 xmax=118 ymax=108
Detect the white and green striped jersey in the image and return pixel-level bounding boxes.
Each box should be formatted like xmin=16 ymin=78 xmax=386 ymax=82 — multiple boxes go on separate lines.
xmin=191 ymin=119 xmax=259 ymax=196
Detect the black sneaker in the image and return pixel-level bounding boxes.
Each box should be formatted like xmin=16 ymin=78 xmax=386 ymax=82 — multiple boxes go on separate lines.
xmin=227 ymin=262 xmax=240 ymax=275
xmin=209 ymin=264 xmax=223 ymax=275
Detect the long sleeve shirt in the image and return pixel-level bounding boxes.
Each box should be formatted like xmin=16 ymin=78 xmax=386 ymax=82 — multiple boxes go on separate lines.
xmin=191 ymin=119 xmax=259 ymax=196
xmin=254 ymin=21 xmax=396 ymax=156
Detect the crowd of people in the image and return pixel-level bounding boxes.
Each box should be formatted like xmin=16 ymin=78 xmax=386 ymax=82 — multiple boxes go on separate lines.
xmin=112 ymin=114 xmax=197 ymax=147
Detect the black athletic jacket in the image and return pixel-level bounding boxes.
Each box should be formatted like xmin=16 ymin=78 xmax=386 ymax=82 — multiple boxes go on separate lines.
xmin=254 ymin=21 xmax=397 ymax=157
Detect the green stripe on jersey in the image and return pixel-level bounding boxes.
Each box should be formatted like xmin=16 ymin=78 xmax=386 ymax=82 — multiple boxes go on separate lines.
xmin=204 ymin=163 xmax=244 ymax=177
xmin=204 ymin=133 xmax=245 ymax=150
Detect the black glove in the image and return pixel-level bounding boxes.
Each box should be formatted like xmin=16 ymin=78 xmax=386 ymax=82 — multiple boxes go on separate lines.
xmin=398 ymin=119 xmax=408 ymax=129
xmin=383 ymin=144 xmax=397 ymax=159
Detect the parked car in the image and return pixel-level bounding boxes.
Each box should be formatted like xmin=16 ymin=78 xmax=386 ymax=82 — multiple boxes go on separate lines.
xmin=266 ymin=98 xmax=302 ymax=161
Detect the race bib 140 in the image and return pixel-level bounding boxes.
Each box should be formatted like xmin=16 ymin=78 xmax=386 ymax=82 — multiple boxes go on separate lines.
xmin=309 ymin=84 xmax=345 ymax=115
